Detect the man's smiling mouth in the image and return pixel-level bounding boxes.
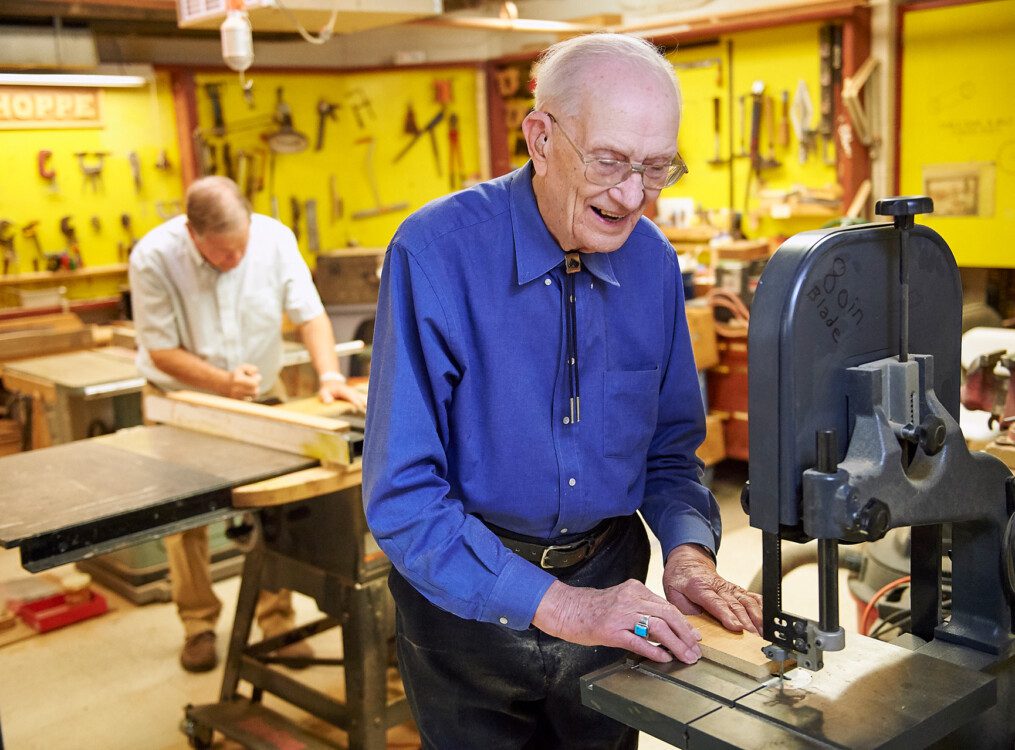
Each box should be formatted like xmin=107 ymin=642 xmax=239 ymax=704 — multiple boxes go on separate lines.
xmin=592 ymin=206 xmax=626 ymax=222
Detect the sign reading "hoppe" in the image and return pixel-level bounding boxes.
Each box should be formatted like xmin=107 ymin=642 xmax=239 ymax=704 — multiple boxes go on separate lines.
xmin=0 ymin=86 xmax=103 ymax=129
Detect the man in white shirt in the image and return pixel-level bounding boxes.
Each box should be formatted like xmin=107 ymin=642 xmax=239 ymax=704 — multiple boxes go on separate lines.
xmin=130 ymin=175 xmax=366 ymax=672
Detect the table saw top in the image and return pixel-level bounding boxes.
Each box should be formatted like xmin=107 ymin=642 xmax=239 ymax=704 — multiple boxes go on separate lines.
xmin=0 ymin=424 xmax=316 ymax=571
xmin=1 ymin=348 xmax=141 ymax=392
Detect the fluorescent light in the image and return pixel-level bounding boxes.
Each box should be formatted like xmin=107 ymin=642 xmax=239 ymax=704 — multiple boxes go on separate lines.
xmin=0 ymin=73 xmax=147 ymax=88
xmin=415 ymin=16 xmax=598 ymax=33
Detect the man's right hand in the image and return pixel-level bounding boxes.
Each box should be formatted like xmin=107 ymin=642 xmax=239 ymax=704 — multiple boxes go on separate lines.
xmin=224 ymin=363 xmax=262 ymax=400
xmin=531 ymin=579 xmax=702 ymax=664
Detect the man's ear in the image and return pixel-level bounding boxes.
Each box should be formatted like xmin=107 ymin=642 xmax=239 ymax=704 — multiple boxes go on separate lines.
xmin=521 ymin=111 xmax=552 ymax=176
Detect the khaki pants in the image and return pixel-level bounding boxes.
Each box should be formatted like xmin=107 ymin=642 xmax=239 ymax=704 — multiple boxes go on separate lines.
xmin=164 ymin=526 xmax=293 ymax=638
xmin=144 ymin=380 xmax=296 ymax=638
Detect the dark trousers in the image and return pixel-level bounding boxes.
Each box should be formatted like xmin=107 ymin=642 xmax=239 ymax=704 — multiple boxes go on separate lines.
xmin=389 ymin=514 xmax=650 ymax=750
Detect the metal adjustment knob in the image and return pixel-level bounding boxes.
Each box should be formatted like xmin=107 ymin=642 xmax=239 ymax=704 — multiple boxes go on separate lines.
xmin=740 ymin=481 xmax=751 ymax=515
xmin=917 ymin=415 xmax=947 ymax=456
xmin=900 ymin=414 xmax=947 ymax=456
xmin=856 ymin=498 xmax=891 ymax=541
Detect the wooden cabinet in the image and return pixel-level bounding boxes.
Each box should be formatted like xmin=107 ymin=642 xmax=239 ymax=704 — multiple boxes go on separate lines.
xmin=707 ymin=336 xmax=749 ymax=462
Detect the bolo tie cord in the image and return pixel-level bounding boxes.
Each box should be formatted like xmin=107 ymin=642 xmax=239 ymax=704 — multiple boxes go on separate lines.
xmin=564 ymin=252 xmax=582 ymax=424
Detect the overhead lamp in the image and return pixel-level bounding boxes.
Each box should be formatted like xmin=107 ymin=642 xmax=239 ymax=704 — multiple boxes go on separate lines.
xmin=0 ymin=73 xmax=148 ymax=88
xmin=221 ymin=0 xmax=254 ymax=72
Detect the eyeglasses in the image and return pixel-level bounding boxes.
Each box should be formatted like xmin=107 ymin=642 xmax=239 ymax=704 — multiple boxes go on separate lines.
xmin=545 ymin=112 xmax=688 ymax=190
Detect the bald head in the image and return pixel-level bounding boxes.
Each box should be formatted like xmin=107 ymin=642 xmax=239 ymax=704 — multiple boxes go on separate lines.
xmin=185 ymin=176 xmax=251 ymax=236
xmin=534 ymin=33 xmax=681 ymax=121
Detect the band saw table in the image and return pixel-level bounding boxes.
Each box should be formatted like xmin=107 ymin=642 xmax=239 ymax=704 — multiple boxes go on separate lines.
xmin=583 ymin=197 xmax=1015 ymax=748
xmin=0 ymin=392 xmax=409 ymax=750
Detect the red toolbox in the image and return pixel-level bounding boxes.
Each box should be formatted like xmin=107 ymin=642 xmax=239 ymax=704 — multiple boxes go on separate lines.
xmin=12 ymin=589 xmax=108 ymax=633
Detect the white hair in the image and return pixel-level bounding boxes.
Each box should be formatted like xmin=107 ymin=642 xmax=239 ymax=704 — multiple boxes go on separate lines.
xmin=533 ymin=33 xmax=682 ymax=120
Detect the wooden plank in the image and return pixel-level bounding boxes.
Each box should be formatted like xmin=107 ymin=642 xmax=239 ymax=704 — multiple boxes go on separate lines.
xmin=166 ymin=390 xmax=349 ymax=432
xmin=714 ymin=239 xmax=771 ymax=262
xmin=107 ymin=324 xmax=137 ymax=349
xmin=0 ymin=264 xmax=127 ymax=288
xmin=696 ymin=413 xmax=726 ymax=467
xmin=144 ymin=394 xmax=353 ymax=465
xmin=0 ymin=327 xmax=95 ymax=362
xmin=0 ymin=312 xmax=82 ymax=335
xmin=685 ymin=613 xmax=794 ymax=681
xmin=276 ymin=395 xmax=360 ymax=419
xmin=232 ymin=464 xmax=362 ymax=508
xmin=984 ymin=440 xmax=1015 ymax=472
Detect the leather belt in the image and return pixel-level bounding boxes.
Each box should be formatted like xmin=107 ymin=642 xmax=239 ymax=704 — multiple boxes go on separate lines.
xmin=488 ymin=518 xmax=618 ymax=570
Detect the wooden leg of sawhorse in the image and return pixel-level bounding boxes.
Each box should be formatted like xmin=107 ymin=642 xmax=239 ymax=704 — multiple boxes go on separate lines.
xmin=342 ymin=579 xmax=392 ymax=750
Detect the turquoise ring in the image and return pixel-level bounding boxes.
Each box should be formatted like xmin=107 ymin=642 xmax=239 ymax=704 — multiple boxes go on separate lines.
xmin=634 ymin=614 xmax=650 ymax=638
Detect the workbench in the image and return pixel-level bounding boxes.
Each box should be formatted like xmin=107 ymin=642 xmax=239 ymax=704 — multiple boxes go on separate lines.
xmin=0 ymin=347 xmax=143 ymax=448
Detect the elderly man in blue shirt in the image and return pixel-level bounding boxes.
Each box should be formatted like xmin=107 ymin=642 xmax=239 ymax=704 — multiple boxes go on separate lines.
xmin=364 ymin=33 xmax=763 ymax=748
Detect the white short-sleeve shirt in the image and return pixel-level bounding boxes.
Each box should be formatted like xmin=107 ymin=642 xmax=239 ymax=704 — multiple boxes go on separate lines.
xmin=129 ymin=213 xmax=324 ymax=397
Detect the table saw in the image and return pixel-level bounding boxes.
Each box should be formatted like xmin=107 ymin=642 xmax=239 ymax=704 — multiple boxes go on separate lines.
xmin=0 ymin=391 xmax=408 ymax=750
xmin=583 ymin=197 xmax=1015 ymax=748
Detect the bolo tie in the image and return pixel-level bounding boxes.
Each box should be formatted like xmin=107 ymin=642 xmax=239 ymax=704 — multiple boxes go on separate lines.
xmin=564 ymin=251 xmax=582 ymax=424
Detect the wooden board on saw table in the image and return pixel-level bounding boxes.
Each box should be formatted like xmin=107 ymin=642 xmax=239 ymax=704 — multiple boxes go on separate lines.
xmin=685 ymin=613 xmax=794 ymax=681
xmin=144 ymin=391 xmax=355 ymax=465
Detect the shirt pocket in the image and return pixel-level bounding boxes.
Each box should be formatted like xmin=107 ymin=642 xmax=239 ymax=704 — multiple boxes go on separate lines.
xmin=603 ymin=368 xmax=660 ymax=459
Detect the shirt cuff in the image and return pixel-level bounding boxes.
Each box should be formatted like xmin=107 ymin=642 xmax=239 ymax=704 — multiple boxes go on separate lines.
xmin=480 ymin=553 xmax=555 ymax=630
xmin=659 ymin=515 xmax=719 ymax=562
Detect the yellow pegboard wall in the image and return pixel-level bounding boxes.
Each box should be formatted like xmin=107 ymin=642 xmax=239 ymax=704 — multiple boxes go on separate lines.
xmin=661 ymin=22 xmax=839 ymax=241
xmin=900 ymin=0 xmax=1015 ymax=268
xmin=0 ymin=70 xmax=184 ymax=299
xmin=193 ymin=66 xmax=484 ymax=264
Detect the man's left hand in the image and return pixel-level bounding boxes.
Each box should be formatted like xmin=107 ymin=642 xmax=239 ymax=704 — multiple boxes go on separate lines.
xmin=318 ymin=381 xmax=368 ymax=411
xmin=663 ymin=544 xmax=763 ymax=634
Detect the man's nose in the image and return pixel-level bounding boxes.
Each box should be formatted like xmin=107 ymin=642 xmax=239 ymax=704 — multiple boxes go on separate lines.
xmin=611 ymin=171 xmax=646 ymax=209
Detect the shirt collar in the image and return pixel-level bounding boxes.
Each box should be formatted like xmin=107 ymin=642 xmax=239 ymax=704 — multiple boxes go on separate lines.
xmin=509 ymin=162 xmax=620 ymax=288
xmin=172 ymin=219 xmax=210 ymax=270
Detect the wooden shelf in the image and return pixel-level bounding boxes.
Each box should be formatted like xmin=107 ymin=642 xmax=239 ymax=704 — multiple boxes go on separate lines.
xmin=660 ymin=225 xmax=721 ymax=243
xmin=0 ymin=264 xmax=128 ymax=288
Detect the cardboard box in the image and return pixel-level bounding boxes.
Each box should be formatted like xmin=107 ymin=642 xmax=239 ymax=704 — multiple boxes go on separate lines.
xmin=685 ymin=304 xmax=719 ymax=371
xmin=697 ymin=412 xmax=726 ymax=467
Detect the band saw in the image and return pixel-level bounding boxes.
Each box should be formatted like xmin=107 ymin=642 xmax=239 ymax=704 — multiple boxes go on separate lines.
xmin=582 ymin=197 xmax=1015 ymax=748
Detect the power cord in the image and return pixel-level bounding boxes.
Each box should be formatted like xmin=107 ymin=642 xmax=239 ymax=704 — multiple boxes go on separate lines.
xmin=271 ymin=0 xmax=343 ymax=44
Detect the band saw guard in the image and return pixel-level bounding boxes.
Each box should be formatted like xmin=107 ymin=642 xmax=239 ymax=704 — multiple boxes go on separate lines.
xmin=746 ymin=196 xmax=1015 ymax=672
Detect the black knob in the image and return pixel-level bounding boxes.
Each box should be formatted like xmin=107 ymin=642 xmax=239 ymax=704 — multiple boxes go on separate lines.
xmin=875 ymin=196 xmax=934 ymax=217
xmin=856 ymin=499 xmax=891 ymax=540
xmin=918 ymin=415 xmax=947 ymax=456
xmin=740 ymin=481 xmax=751 ymax=515
xmin=875 ymin=196 xmax=934 ymax=230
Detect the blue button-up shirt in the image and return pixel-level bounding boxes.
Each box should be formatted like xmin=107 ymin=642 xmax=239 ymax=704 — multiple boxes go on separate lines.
xmin=363 ymin=163 xmax=720 ymax=631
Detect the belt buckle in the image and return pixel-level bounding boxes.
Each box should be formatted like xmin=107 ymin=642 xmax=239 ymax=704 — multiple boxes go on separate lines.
xmin=539 ymin=536 xmax=592 ymax=569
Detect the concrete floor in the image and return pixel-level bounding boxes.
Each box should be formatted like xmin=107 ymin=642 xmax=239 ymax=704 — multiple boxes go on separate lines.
xmin=0 ymin=460 xmax=855 ymax=749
